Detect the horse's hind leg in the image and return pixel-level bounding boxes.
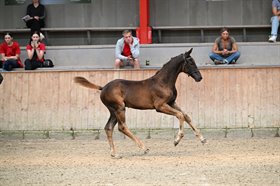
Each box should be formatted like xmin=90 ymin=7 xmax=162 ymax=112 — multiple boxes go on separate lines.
xmin=115 ymin=107 xmax=149 ymax=154
xmin=104 ymin=111 xmax=118 ymax=158
xmin=172 ymin=103 xmax=207 ymax=144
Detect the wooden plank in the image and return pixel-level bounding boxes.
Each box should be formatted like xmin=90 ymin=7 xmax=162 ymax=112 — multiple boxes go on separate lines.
xmin=0 ymin=73 xmax=11 ymax=130
xmin=8 ymin=73 xmax=19 ymax=129
xmin=26 ymin=72 xmax=43 ymax=129
xmin=264 ymin=68 xmax=276 ymax=127
xmin=257 ymin=69 xmax=266 ymax=127
xmin=272 ymin=68 xmax=280 ymax=127
xmin=0 ymin=68 xmax=279 ymax=131
xmin=234 ymin=69 xmax=244 ymax=127
xmin=199 ymin=70 xmax=209 ymax=128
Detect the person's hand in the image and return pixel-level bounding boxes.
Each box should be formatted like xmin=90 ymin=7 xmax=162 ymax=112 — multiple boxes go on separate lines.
xmin=31 ymin=41 xmax=35 ymax=48
xmin=127 ymin=56 xmax=134 ymax=62
xmin=34 ymin=41 xmax=39 ymax=48
xmin=222 ymin=49 xmax=229 ymax=55
xmin=34 ymin=16 xmax=39 ymax=20
xmin=3 ymin=57 xmax=8 ymax=61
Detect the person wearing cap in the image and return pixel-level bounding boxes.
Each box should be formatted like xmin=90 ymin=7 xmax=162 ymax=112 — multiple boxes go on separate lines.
xmin=0 ymin=33 xmax=23 ymax=71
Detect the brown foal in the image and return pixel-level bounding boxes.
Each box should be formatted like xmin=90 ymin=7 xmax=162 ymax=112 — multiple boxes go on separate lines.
xmin=74 ymin=48 xmax=206 ymax=158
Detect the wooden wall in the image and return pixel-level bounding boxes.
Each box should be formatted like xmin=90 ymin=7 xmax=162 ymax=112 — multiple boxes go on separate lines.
xmin=0 ymin=67 xmax=279 ymax=131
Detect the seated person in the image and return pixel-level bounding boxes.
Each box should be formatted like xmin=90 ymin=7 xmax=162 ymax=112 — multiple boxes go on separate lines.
xmin=0 ymin=33 xmax=23 ymax=71
xmin=24 ymin=31 xmax=46 ymax=70
xmin=268 ymin=0 xmax=280 ymax=42
xmin=25 ymin=0 xmax=45 ymax=34
xmin=209 ymin=27 xmax=240 ymax=65
xmin=115 ymin=30 xmax=140 ymax=69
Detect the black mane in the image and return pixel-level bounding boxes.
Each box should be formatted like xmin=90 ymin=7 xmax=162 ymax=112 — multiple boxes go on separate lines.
xmin=155 ymin=54 xmax=184 ymax=75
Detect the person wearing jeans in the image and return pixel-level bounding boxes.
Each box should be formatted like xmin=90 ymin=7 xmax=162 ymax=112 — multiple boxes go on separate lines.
xmin=269 ymin=0 xmax=280 ymax=42
xmin=209 ymin=27 xmax=240 ymax=65
xmin=0 ymin=33 xmax=23 ymax=71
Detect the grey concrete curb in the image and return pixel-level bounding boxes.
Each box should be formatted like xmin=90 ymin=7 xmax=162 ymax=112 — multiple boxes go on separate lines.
xmin=0 ymin=128 xmax=279 ymax=140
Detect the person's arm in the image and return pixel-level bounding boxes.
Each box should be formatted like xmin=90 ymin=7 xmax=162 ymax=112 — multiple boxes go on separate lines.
xmin=27 ymin=42 xmax=35 ymax=60
xmin=212 ymin=42 xmax=223 ymax=55
xmin=229 ymin=42 xmax=238 ymax=54
xmin=26 ymin=4 xmax=31 ymax=16
xmin=272 ymin=0 xmax=280 ymax=16
xmin=27 ymin=48 xmax=35 ymax=60
xmin=35 ymin=49 xmax=44 ymax=60
xmin=1 ymin=53 xmax=6 ymax=61
xmin=39 ymin=5 xmax=46 ymax=20
xmin=115 ymin=40 xmax=127 ymax=60
xmin=272 ymin=6 xmax=280 ymax=16
xmin=0 ymin=50 xmax=18 ymax=60
xmin=5 ymin=43 xmax=20 ymax=60
xmin=2 ymin=55 xmax=18 ymax=60
xmin=35 ymin=43 xmax=45 ymax=60
xmin=130 ymin=38 xmax=140 ymax=59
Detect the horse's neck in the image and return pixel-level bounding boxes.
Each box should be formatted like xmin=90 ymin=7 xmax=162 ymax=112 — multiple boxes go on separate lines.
xmin=153 ymin=60 xmax=182 ymax=86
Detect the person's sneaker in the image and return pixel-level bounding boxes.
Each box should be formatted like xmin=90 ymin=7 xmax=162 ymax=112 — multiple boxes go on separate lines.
xmin=231 ymin=60 xmax=236 ymax=64
xmin=268 ymin=35 xmax=277 ymax=42
xmin=223 ymin=59 xmax=229 ymax=64
xmin=214 ymin=59 xmax=223 ymax=65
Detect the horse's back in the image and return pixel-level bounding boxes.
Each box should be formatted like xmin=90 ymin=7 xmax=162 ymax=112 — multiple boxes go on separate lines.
xmin=100 ymin=79 xmax=155 ymax=110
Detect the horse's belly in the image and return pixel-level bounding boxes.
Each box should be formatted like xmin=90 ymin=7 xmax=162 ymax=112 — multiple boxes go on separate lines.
xmin=124 ymin=99 xmax=154 ymax=110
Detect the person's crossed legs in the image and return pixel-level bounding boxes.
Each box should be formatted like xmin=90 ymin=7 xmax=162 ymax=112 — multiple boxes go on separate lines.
xmin=115 ymin=58 xmax=140 ymax=69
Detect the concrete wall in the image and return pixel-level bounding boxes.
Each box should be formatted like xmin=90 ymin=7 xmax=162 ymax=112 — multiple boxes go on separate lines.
xmin=0 ymin=0 xmax=139 ymax=29
xmin=17 ymin=43 xmax=280 ymax=68
xmin=0 ymin=0 xmax=272 ymax=29
xmin=150 ymin=0 xmax=271 ymax=26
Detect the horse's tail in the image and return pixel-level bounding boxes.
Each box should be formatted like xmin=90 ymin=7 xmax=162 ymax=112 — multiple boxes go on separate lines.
xmin=74 ymin=76 xmax=103 ymax=90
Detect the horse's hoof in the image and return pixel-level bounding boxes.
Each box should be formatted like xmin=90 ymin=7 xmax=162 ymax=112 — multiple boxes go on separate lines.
xmin=201 ymin=138 xmax=207 ymax=145
xmin=111 ymin=154 xmax=122 ymax=159
xmin=174 ymin=141 xmax=179 ymax=146
xmin=144 ymin=148 xmax=150 ymax=154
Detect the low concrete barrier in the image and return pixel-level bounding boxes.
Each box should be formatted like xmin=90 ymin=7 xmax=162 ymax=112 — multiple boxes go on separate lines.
xmin=18 ymin=42 xmax=280 ymax=68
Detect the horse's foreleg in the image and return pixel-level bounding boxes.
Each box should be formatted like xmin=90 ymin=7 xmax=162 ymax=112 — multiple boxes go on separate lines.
xmin=104 ymin=113 xmax=118 ymax=158
xmin=115 ymin=109 xmax=149 ymax=154
xmin=172 ymin=103 xmax=207 ymax=144
xmin=184 ymin=114 xmax=207 ymax=144
xmin=155 ymin=103 xmax=186 ymax=146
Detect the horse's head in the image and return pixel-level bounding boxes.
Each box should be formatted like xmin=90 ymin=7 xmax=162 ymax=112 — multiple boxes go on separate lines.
xmin=182 ymin=48 xmax=202 ymax=82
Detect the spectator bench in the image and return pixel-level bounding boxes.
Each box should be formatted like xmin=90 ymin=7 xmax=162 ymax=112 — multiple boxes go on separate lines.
xmin=13 ymin=42 xmax=280 ymax=69
xmin=152 ymin=25 xmax=271 ymax=43
xmin=0 ymin=25 xmax=272 ymax=45
xmin=0 ymin=27 xmax=137 ymax=45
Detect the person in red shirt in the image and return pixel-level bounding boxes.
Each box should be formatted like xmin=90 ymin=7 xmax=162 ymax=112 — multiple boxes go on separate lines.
xmin=115 ymin=30 xmax=140 ymax=69
xmin=24 ymin=31 xmax=46 ymax=70
xmin=0 ymin=33 xmax=23 ymax=71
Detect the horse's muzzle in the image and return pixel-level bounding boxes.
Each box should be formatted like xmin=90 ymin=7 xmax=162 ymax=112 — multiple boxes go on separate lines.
xmin=195 ymin=76 xmax=203 ymax=82
xmin=192 ymin=72 xmax=203 ymax=82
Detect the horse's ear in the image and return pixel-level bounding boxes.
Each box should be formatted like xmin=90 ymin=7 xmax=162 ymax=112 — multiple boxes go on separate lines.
xmin=186 ymin=48 xmax=193 ymax=56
